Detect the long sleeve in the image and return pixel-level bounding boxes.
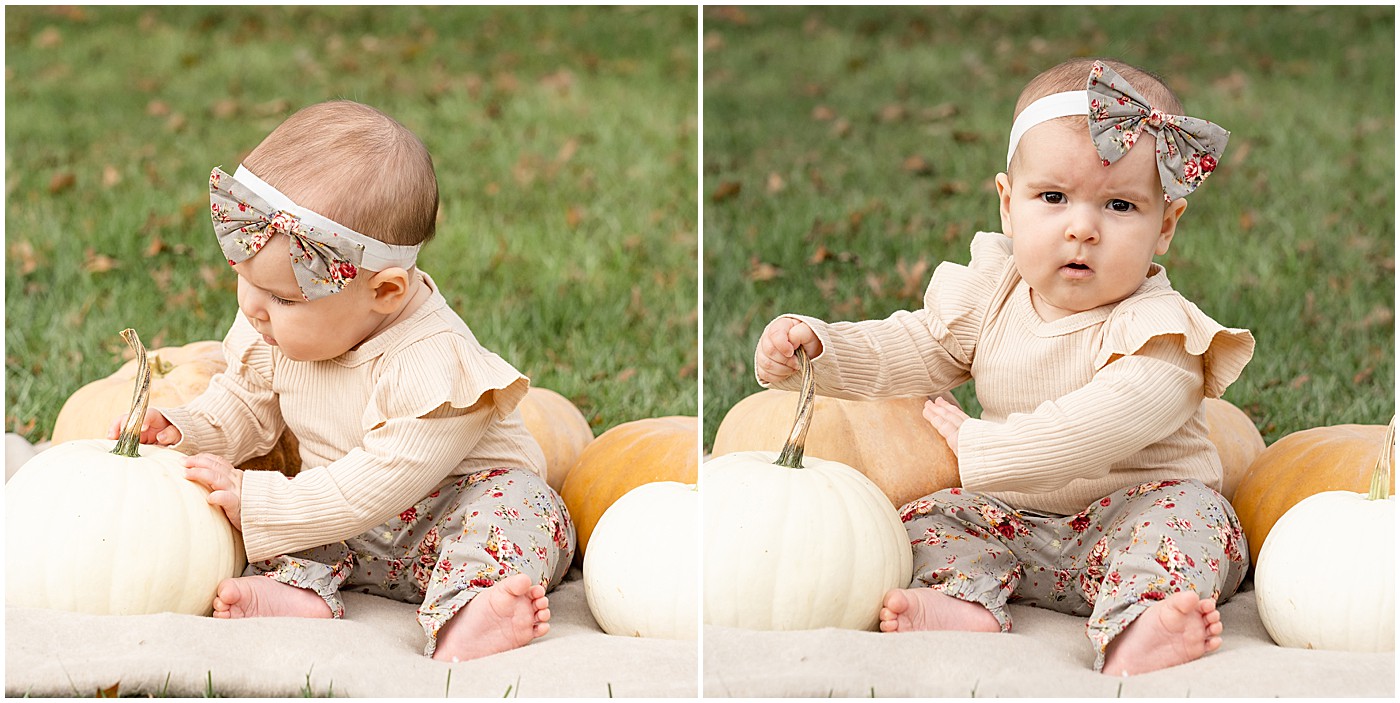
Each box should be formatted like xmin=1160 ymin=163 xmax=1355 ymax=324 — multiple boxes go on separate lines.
xmin=758 ymin=232 xmax=1017 ymax=400
xmin=160 ymin=315 xmax=283 ymax=464
xmin=958 ymin=336 xmax=1204 ymax=494
xmin=239 ymin=401 xmax=496 ymax=561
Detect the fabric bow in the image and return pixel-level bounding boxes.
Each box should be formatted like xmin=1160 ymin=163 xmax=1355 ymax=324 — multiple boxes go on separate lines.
xmin=1086 ymin=61 xmax=1229 ymax=202
xmin=210 ymin=167 xmax=364 ymax=300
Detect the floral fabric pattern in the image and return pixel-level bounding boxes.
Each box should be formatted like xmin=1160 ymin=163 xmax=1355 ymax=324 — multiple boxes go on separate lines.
xmin=248 ymin=467 xmax=574 ymax=656
xmin=899 ymin=479 xmax=1247 ymax=672
xmin=1085 ymin=60 xmax=1230 ymax=202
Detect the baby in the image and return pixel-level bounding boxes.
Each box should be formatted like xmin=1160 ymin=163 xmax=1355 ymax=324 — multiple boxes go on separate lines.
xmin=755 ymin=59 xmax=1253 ymax=676
xmin=112 ymin=100 xmax=574 ymax=662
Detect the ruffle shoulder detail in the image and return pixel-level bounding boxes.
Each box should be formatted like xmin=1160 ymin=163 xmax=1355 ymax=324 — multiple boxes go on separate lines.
xmin=921 ymin=231 xmax=1019 ymax=336
xmin=362 ymin=330 xmax=530 ymax=430
xmin=1094 ymin=287 xmax=1255 ymax=398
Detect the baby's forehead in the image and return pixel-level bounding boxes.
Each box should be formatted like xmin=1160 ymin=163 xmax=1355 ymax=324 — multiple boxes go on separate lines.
xmin=1014 ymin=121 xmax=1158 ymax=185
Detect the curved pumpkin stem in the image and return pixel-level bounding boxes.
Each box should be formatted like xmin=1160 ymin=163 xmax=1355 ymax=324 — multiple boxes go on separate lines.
xmin=1366 ymin=416 xmax=1394 ymax=501
xmin=774 ymin=346 xmax=814 ymax=469
xmin=111 ymin=328 xmax=151 ymax=459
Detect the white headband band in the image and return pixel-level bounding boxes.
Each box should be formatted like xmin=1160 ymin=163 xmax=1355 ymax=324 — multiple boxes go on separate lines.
xmin=232 ymin=164 xmax=421 ymax=271
xmin=1005 ymin=90 xmax=1090 ymax=168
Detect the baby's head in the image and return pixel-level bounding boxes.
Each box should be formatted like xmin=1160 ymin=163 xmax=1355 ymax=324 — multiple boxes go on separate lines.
xmin=243 ymin=99 xmax=439 ymax=248
xmin=210 ymin=100 xmax=440 ymax=361
xmin=994 ymin=58 xmax=1227 ymax=322
xmin=1007 ymin=58 xmax=1182 ymax=182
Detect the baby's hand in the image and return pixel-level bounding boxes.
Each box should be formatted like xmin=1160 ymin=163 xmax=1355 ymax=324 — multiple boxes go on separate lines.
xmin=183 ymin=453 xmax=244 ymax=531
xmin=755 ymin=317 xmax=823 ymax=385
xmin=108 ymin=409 xmax=182 ymax=446
xmin=923 ymin=396 xmax=968 ymax=456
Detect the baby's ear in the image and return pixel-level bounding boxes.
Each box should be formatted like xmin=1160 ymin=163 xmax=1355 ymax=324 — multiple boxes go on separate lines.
xmin=994 ymin=173 xmax=1014 ymax=237
xmin=1156 ymin=197 xmax=1188 ymax=255
xmin=366 ymin=267 xmax=412 ymax=312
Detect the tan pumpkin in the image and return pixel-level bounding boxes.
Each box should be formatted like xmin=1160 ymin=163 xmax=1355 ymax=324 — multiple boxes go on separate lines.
xmin=1233 ymin=424 xmax=1394 ymax=564
xmin=51 ymin=340 xmax=225 ymax=444
xmin=517 ymin=387 xmax=594 ymax=492
xmin=1203 ymin=397 xmax=1266 ymax=501
xmin=714 ymin=392 xmax=1264 ymax=510
xmin=49 ymin=339 xmax=300 ymax=477
xmin=561 ymin=416 xmax=698 ymax=561
xmin=712 ymin=390 xmax=958 ymax=510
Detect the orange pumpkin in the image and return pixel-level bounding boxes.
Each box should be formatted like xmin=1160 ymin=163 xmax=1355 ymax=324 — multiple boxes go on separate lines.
xmin=517 ymin=387 xmax=593 ymax=492
xmin=1203 ymin=397 xmax=1266 ymax=500
xmin=712 ymin=391 xmax=958 ymax=510
xmin=560 ymin=416 xmax=698 ymax=561
xmin=1233 ymin=424 xmax=1394 ymax=564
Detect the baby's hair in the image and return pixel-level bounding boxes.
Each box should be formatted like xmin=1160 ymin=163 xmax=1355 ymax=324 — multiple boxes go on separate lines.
xmin=242 ymin=100 xmax=438 ymax=248
xmin=1008 ymin=57 xmax=1183 ymax=175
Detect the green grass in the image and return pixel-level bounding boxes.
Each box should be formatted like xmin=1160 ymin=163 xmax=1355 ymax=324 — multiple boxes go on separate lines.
xmin=702 ymin=6 xmax=1394 ymax=449
xmin=6 ymin=6 xmax=698 ymax=443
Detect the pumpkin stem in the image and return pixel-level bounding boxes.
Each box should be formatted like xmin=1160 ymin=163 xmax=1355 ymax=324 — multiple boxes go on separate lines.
xmin=774 ymin=346 xmax=814 ymax=469
xmin=1366 ymin=416 xmax=1394 ymax=501
xmin=111 ymin=328 xmax=151 ymax=459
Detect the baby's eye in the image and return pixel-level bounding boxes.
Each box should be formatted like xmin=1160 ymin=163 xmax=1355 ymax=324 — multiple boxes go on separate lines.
xmin=269 ymin=293 xmax=297 ymax=306
xmin=1107 ymin=199 xmax=1136 ymax=213
xmin=1039 ymin=192 xmax=1065 ymax=205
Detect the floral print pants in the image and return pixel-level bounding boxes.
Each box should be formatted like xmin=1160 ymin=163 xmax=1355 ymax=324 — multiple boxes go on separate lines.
xmin=247 ymin=467 xmax=574 ymax=656
xmin=899 ymin=479 xmax=1248 ymax=672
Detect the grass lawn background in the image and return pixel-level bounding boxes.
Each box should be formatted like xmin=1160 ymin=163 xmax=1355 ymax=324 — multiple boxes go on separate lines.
xmin=702 ymin=6 xmax=1395 ymax=450
xmin=7 ymin=6 xmax=699 ymax=442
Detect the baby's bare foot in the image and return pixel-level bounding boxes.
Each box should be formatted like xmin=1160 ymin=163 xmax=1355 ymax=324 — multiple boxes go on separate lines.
xmin=1101 ymin=591 xmax=1222 ymax=676
xmin=432 ymin=573 xmax=550 ymax=663
xmin=879 ymin=588 xmax=1001 ymax=633
xmin=211 ymin=576 xmax=332 ymax=619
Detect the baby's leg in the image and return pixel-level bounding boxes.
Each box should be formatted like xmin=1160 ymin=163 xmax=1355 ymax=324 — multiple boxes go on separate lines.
xmin=1100 ymin=591 xmax=1222 ymax=676
xmin=212 ymin=576 xmax=334 ymax=619
xmin=880 ymin=488 xmax=1027 ymax=634
xmin=432 ymin=573 xmax=551 ymax=662
xmin=215 ymin=548 xmax=356 ymax=619
xmin=1083 ymin=479 xmax=1248 ymax=674
xmin=414 ymin=468 xmax=575 ymax=662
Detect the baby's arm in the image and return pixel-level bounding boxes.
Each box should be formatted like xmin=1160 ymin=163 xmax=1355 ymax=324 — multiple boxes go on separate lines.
xmin=159 ymin=317 xmax=285 ymax=462
xmin=236 ymin=401 xmax=496 ymax=562
xmin=756 ymin=308 xmax=974 ymax=401
xmin=954 ymin=336 xmax=1204 ymax=494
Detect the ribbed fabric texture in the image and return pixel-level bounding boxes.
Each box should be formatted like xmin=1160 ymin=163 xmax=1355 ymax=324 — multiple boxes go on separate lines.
xmin=160 ymin=272 xmax=546 ymax=561
xmin=761 ymin=232 xmax=1255 ymax=516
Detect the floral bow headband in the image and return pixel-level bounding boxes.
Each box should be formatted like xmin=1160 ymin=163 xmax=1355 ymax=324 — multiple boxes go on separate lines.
xmin=209 ymin=166 xmax=420 ymax=300
xmin=1006 ymin=60 xmax=1230 ymax=202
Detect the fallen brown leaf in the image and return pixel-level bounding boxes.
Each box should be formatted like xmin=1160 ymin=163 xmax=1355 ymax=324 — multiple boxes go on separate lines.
xmin=101 ymin=165 xmax=122 ymax=188
xmin=902 ymin=155 xmax=932 ymax=175
xmin=712 ymin=180 xmax=742 ymax=202
xmin=48 ymin=171 xmax=76 ymax=194
xmin=766 ymin=172 xmax=785 ymax=194
xmin=83 ymin=249 xmax=119 ymax=274
xmin=747 ymin=257 xmax=781 ymax=282
xmin=34 ymin=26 xmax=62 ymax=49
xmin=811 ymin=105 xmax=836 ymax=121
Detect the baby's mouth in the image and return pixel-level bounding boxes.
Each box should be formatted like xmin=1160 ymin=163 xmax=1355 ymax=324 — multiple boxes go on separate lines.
xmin=1060 ymin=261 xmax=1094 ymax=278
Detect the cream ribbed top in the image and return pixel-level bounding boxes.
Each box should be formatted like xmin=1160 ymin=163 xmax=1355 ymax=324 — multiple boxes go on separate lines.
xmin=161 ymin=272 xmax=545 ymax=561
xmin=762 ymin=232 xmax=1255 ymax=516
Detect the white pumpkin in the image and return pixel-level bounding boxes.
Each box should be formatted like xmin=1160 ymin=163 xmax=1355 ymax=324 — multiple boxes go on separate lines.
xmin=702 ymin=347 xmax=913 ymax=631
xmin=6 ymin=439 xmax=245 ymax=615
xmin=1254 ymin=419 xmax=1395 ymax=652
xmin=583 ymin=481 xmax=698 ymax=639
xmin=4 ymin=329 xmax=244 ymax=616
xmin=703 ymin=450 xmax=912 ymax=630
